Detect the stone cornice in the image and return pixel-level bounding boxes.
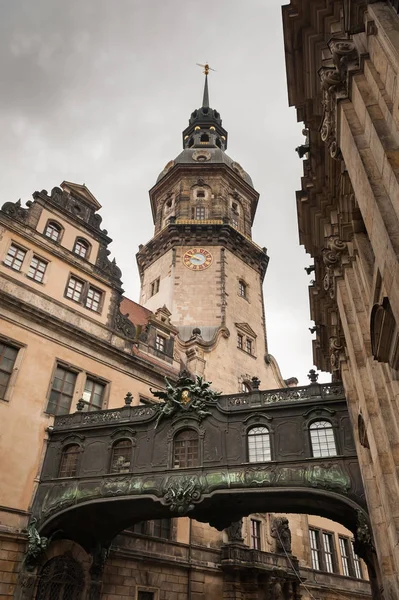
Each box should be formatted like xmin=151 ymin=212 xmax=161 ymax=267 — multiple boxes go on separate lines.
xmin=0 ymin=286 xmax=176 ymax=384
xmin=136 ymin=222 xmax=269 ymax=280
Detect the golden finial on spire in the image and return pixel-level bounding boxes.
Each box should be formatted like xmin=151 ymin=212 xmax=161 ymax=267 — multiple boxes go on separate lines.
xmin=196 ymin=62 xmax=216 ymax=75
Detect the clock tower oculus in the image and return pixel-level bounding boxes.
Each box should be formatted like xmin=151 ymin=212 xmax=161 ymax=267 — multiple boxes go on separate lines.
xmin=183 ymin=248 xmax=213 ymax=271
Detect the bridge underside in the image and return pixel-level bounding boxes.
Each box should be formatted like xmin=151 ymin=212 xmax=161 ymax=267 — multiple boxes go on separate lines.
xmin=41 ymin=487 xmax=364 ymax=550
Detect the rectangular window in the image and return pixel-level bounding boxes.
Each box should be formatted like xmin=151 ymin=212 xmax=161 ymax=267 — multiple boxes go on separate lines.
xmin=82 ymin=377 xmax=105 ymax=411
xmin=322 ymin=532 xmax=336 ymax=573
xmin=66 ymin=276 xmax=84 ymax=302
xmin=309 ymin=529 xmax=321 ymax=570
xmin=4 ymin=243 xmax=26 ymax=271
xmin=339 ymin=536 xmax=351 ymax=577
xmin=86 ymin=286 xmax=102 ymax=312
xmin=237 ymin=334 xmax=243 ymax=349
xmin=239 ymin=281 xmax=247 ymax=298
xmin=246 ymin=339 xmax=253 ymax=354
xmin=27 ymin=256 xmax=47 ymax=283
xmin=0 ymin=342 xmax=18 ymax=399
xmin=195 ymin=206 xmax=206 ymax=220
xmin=47 ymin=366 xmax=77 ymax=415
xmin=351 ymin=541 xmax=363 ymax=579
xmin=155 ymin=334 xmax=166 ymax=352
xmin=152 ymin=519 xmax=171 ymax=540
xmin=150 ymin=278 xmax=160 ymax=297
xmin=250 ymin=519 xmax=261 ymax=550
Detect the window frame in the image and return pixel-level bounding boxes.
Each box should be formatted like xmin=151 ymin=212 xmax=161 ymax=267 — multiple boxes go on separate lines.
xmin=250 ymin=518 xmax=262 ymax=550
xmin=309 ymin=527 xmax=338 ymax=574
xmin=247 ymin=426 xmax=272 ymax=463
xmin=150 ymin=277 xmax=160 ymax=297
xmin=3 ymin=242 xmax=27 ymax=272
xmin=65 ymin=275 xmax=85 ymax=304
xmin=155 ymin=334 xmax=166 ymax=353
xmin=136 ymin=588 xmax=158 ymax=600
xmin=246 ymin=338 xmax=253 ymax=355
xmin=81 ymin=376 xmax=106 ymax=411
xmin=73 ymin=237 xmax=91 ymax=260
xmin=85 ymin=285 xmax=103 ymax=313
xmin=0 ymin=339 xmax=23 ymax=402
xmin=195 ymin=206 xmax=206 ymax=220
xmin=173 ymin=428 xmax=200 ymax=469
xmin=46 ymin=364 xmax=78 ymax=416
xmin=110 ymin=438 xmax=133 ymax=474
xmin=58 ymin=443 xmax=81 ymax=478
xmin=238 ymin=280 xmax=247 ymax=299
xmin=338 ymin=535 xmax=363 ymax=578
xmin=27 ymin=254 xmax=48 ymax=284
xmin=64 ymin=274 xmax=105 ymax=314
xmin=44 ymin=220 xmax=64 ymax=243
xmin=309 ymin=419 xmax=338 ymax=458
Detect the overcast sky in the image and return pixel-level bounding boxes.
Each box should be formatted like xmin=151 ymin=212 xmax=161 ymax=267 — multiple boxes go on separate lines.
xmin=0 ymin=0 xmax=329 ymax=385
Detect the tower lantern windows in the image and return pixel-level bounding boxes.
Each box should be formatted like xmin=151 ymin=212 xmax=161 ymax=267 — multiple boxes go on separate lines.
xmin=200 ymin=133 xmax=209 ymax=144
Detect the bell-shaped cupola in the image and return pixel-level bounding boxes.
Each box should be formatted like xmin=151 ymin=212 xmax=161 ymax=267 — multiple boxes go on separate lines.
xmin=182 ymin=66 xmax=228 ymax=151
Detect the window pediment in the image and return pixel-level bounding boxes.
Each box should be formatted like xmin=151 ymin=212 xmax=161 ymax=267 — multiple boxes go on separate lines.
xmin=235 ymin=323 xmax=257 ymax=338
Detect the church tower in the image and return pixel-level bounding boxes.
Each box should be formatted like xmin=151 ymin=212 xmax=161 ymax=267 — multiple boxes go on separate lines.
xmin=137 ymin=67 xmax=284 ymax=393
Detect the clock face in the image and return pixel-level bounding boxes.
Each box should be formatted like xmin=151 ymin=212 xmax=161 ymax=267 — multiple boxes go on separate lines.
xmin=183 ymin=248 xmax=213 ymax=271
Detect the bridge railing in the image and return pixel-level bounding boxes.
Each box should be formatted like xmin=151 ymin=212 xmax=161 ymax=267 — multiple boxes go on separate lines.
xmin=52 ymin=381 xmax=344 ymax=430
xmin=218 ymin=381 xmax=344 ymax=410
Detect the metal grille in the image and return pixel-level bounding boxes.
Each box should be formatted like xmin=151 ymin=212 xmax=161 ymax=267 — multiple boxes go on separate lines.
xmin=173 ymin=430 xmax=199 ymax=468
xmin=35 ymin=556 xmax=84 ymax=600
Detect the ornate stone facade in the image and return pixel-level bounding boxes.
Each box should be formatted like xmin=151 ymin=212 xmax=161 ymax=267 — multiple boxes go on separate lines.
xmin=283 ymin=0 xmax=399 ymax=596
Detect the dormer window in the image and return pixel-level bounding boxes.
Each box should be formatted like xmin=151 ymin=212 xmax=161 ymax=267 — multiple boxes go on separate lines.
xmin=45 ymin=221 xmax=62 ymax=242
xmin=73 ymin=238 xmax=90 ymax=259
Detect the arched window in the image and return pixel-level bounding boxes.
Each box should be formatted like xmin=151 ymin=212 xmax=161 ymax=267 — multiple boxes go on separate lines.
xmin=35 ymin=556 xmax=84 ymax=600
xmin=196 ymin=190 xmax=205 ymax=199
xmin=45 ymin=221 xmax=62 ymax=242
xmin=173 ymin=429 xmax=199 ymax=468
xmin=111 ymin=439 xmax=132 ymax=473
xmin=58 ymin=444 xmax=80 ymax=478
xmin=200 ymin=133 xmax=209 ymax=143
xmin=73 ymin=238 xmax=90 ymax=259
xmin=188 ymin=138 xmax=194 ymax=148
xmin=310 ymin=421 xmax=337 ymax=457
xmin=248 ymin=427 xmax=271 ymax=462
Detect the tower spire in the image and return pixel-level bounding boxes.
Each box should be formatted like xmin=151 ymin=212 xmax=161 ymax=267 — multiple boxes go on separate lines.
xmin=202 ymin=74 xmax=209 ymax=109
xmin=196 ymin=62 xmax=215 ymax=108
xmin=183 ymin=63 xmax=227 ymax=150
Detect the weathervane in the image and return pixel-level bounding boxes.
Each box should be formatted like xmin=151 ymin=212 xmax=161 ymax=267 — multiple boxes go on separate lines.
xmin=196 ymin=62 xmax=216 ymax=76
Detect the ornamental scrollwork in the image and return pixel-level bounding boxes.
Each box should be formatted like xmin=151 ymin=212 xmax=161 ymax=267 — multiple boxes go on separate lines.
xmin=319 ymin=38 xmax=359 ymax=159
xmin=1 ymin=199 xmax=29 ymax=221
xmin=163 ymin=475 xmax=202 ymax=514
xmin=322 ymin=236 xmax=347 ymax=299
xmin=149 ymin=372 xmax=221 ymax=429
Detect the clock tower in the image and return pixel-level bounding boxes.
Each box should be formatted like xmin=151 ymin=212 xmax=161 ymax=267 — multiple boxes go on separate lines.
xmin=137 ymin=69 xmax=285 ymax=392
